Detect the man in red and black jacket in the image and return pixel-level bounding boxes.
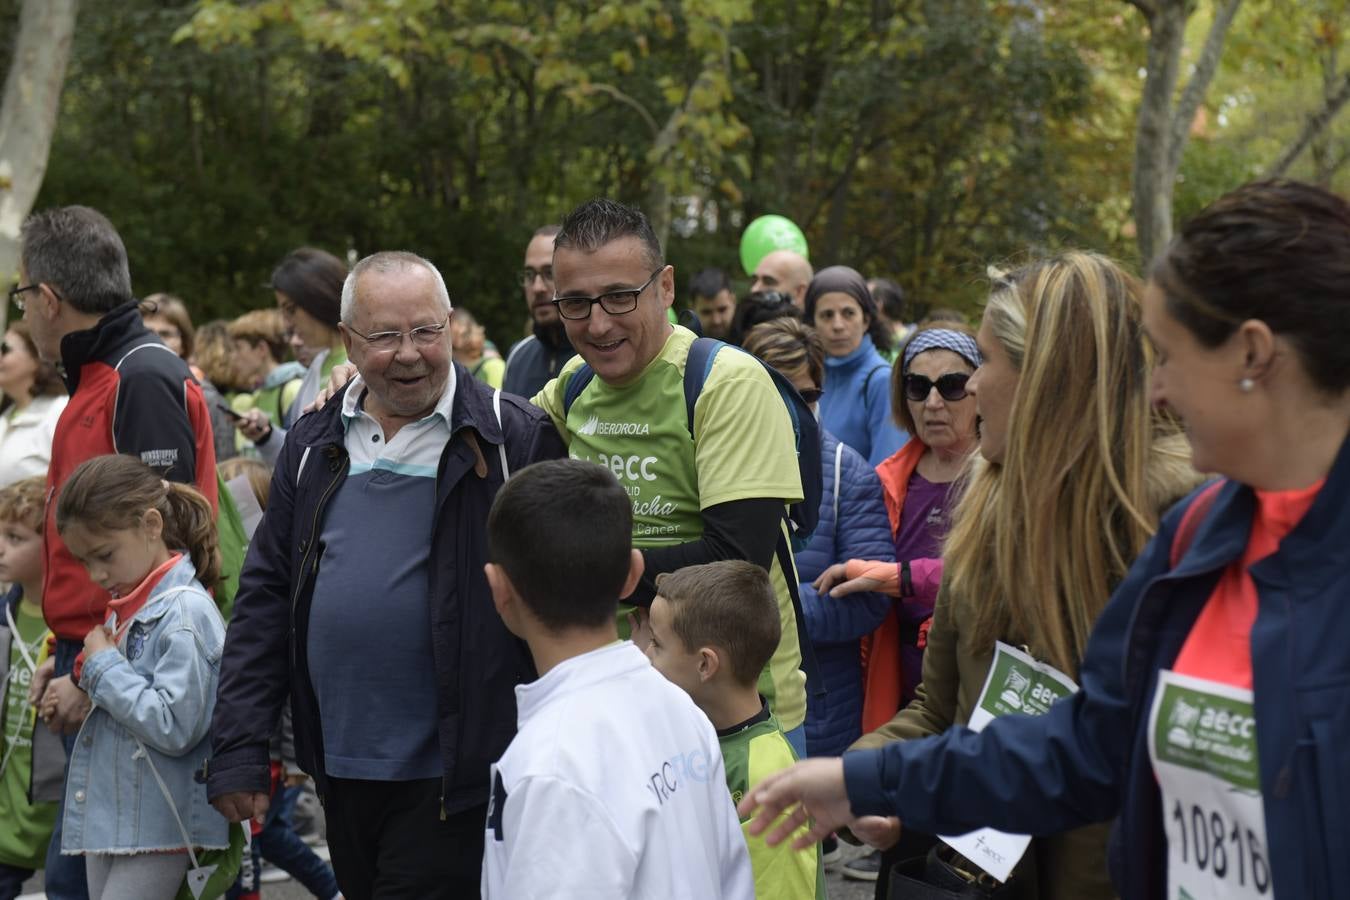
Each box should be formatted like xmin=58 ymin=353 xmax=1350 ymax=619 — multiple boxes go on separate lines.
xmin=13 ymin=205 xmax=216 ymax=900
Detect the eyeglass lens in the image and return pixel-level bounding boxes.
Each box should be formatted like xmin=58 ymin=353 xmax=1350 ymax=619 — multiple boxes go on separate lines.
xmin=364 ymin=324 xmax=446 ymax=350
xmin=904 ymin=372 xmax=969 ymax=402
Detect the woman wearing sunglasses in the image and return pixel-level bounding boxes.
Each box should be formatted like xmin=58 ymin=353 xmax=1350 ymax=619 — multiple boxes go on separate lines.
xmin=0 ymin=319 xmax=67 ymax=487
xmin=808 ymin=325 xmax=981 ymax=882
xmin=813 ymin=253 xmax=1198 ymax=898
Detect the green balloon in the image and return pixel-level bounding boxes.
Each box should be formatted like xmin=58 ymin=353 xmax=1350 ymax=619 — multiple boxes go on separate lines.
xmin=740 ymin=215 xmax=809 ymax=276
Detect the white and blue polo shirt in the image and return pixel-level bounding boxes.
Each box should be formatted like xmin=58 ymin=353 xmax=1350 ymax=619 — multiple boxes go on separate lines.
xmin=307 ymin=370 xmax=456 ymax=781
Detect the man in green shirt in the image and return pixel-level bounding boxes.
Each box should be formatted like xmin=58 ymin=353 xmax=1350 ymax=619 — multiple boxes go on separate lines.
xmin=532 ymin=198 xmax=808 ymax=747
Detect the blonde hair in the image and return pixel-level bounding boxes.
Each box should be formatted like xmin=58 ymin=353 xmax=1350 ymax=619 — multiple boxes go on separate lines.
xmin=946 ymin=252 xmax=1163 ymax=675
xmin=742 ymin=318 xmax=825 ymax=390
xmin=0 ymin=476 xmax=48 ymax=533
xmin=218 ymin=457 xmax=271 ymax=510
xmin=193 ymin=320 xmax=244 ymax=392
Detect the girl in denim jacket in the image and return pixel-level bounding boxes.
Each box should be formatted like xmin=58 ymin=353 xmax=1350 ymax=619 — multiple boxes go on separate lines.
xmin=45 ymin=455 xmax=228 ymax=900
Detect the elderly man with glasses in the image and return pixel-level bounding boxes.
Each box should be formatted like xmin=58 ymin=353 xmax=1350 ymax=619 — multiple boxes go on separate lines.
xmin=530 ymin=198 xmax=811 ymax=757
xmin=207 ymin=250 xmax=563 ymax=899
xmin=501 ymin=224 xmax=578 ymax=398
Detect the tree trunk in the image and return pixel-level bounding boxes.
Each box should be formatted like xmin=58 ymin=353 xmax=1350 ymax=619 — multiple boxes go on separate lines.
xmin=1128 ymin=0 xmax=1242 ymax=267
xmin=0 ymin=0 xmax=80 ymax=318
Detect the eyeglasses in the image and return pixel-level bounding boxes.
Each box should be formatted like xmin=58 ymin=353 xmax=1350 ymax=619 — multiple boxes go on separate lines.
xmin=7 ymin=284 xmax=40 ymax=312
xmin=904 ymin=372 xmax=970 ymax=402
xmin=799 ymin=388 xmax=823 ymax=404
xmin=519 ymin=267 xmax=555 ymax=288
xmin=346 ymin=316 xmax=450 ymax=353
xmin=552 ymin=268 xmax=665 ymax=321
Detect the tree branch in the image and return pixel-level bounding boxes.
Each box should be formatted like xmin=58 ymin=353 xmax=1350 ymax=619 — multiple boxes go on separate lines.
xmin=1123 ymin=0 xmax=1158 ymax=21
xmin=1166 ymin=0 xmax=1243 ymax=174
xmin=584 ymin=82 xmax=660 ymax=137
xmin=1266 ymin=70 xmax=1350 ymax=178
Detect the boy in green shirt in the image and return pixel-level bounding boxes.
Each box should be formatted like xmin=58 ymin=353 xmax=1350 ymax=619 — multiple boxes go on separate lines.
xmin=0 ymin=476 xmax=59 ymax=898
xmin=644 ymin=560 xmax=824 ymax=900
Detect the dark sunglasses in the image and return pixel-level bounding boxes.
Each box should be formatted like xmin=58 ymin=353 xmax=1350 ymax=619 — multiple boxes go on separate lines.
xmin=799 ymin=388 xmax=823 ymax=404
xmin=903 ymin=372 xmax=970 ymax=402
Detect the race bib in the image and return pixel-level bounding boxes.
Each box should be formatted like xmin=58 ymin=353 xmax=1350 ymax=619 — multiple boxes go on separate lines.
xmin=938 ymin=641 xmax=1079 ymax=883
xmin=1148 ymin=670 xmax=1271 ymax=899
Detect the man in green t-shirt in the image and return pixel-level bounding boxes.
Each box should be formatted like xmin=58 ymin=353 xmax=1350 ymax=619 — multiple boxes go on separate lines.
xmin=532 ymin=198 xmax=808 ymax=746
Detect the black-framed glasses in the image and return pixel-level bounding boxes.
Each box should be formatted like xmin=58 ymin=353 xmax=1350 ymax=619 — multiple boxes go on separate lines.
xmin=7 ymin=284 xmax=40 ymax=312
xmin=799 ymin=388 xmax=823 ymax=404
xmin=346 ymin=315 xmax=450 ymax=353
xmin=904 ymin=372 xmax=970 ymax=402
xmin=519 ymin=267 xmax=554 ymax=288
xmin=552 ymin=268 xmax=665 ymax=321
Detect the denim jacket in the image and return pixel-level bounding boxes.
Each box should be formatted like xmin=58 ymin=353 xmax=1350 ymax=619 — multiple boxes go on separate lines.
xmin=63 ymin=556 xmax=229 ymax=854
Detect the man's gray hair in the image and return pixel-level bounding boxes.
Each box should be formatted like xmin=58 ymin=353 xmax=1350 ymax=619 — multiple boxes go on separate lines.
xmin=19 ymin=206 xmax=133 ymax=314
xmin=340 ymin=251 xmax=452 ymax=323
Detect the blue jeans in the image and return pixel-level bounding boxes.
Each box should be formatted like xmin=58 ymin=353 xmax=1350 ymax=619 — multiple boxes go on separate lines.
xmin=258 ymin=783 xmax=338 ymax=899
xmin=0 ymin=861 xmax=33 ymax=900
xmin=784 ymin=723 xmax=807 ymax=759
xmin=43 ymin=638 xmax=89 ymax=900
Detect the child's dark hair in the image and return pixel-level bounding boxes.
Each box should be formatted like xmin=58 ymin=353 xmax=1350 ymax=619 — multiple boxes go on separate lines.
xmin=487 ymin=459 xmax=632 ymax=630
xmin=0 ymin=476 xmax=47 ymax=533
xmin=56 ymin=455 xmax=221 ymax=588
xmin=654 ymin=561 xmax=780 ymax=688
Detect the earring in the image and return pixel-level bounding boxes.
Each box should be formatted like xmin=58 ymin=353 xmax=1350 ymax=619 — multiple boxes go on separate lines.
xmin=1239 ymin=377 xmax=1254 ymax=393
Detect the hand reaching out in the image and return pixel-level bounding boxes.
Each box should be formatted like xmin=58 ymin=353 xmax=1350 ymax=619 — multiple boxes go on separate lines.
xmin=736 ymin=757 xmax=857 ymax=851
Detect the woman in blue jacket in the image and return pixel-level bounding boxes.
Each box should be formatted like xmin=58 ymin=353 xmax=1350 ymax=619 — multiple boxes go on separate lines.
xmin=743 ymin=317 xmax=894 ymax=761
xmin=739 ymin=179 xmax=1350 ymax=900
xmin=807 ymin=268 xmax=909 ymax=466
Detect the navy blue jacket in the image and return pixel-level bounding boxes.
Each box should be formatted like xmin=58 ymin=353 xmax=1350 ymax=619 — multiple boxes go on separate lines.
xmin=207 ymin=366 xmax=565 ymax=815
xmin=843 ymin=433 xmax=1350 ymax=899
xmin=797 ymin=430 xmax=892 ymax=757
xmin=501 ymin=329 xmax=576 ymax=400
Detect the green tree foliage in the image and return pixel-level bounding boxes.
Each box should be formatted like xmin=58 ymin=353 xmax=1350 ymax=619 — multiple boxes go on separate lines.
xmin=26 ymin=0 xmax=1339 ymax=344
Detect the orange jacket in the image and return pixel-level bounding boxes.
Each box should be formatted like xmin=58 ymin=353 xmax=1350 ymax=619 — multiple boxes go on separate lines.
xmin=859 ymin=439 xmax=926 ymax=733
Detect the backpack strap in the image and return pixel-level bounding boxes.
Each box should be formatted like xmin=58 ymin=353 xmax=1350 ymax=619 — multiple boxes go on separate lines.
xmin=775 ymin=537 xmax=826 ymax=701
xmin=561 ymin=365 xmax=596 ymax=417
xmin=1169 ymin=480 xmax=1225 ymax=569
xmin=492 ymin=389 xmax=510 ymax=481
xmin=862 ymin=362 xmax=891 ymax=399
xmin=683 ymin=337 xmax=724 ymax=438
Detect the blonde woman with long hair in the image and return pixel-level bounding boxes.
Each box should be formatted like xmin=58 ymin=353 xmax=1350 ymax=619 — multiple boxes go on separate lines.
xmin=762 ymin=252 xmax=1198 ymax=898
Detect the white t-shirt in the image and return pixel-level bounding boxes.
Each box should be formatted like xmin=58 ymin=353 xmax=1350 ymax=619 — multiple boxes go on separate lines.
xmin=482 ymin=641 xmax=754 ymax=900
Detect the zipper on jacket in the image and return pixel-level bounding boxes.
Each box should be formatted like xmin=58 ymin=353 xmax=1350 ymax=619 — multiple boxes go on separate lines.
xmin=288 ymin=445 xmax=347 ymax=784
xmin=289 ymin=447 xmax=347 ymax=624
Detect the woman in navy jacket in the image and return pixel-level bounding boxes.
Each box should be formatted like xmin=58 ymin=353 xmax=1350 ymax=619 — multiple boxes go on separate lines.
xmin=742 ymin=317 xmax=894 ymax=759
xmin=738 ymin=179 xmax=1350 ymax=900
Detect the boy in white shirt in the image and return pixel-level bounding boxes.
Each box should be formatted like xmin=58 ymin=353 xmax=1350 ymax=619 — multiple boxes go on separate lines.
xmin=481 ymin=459 xmax=754 ymax=900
